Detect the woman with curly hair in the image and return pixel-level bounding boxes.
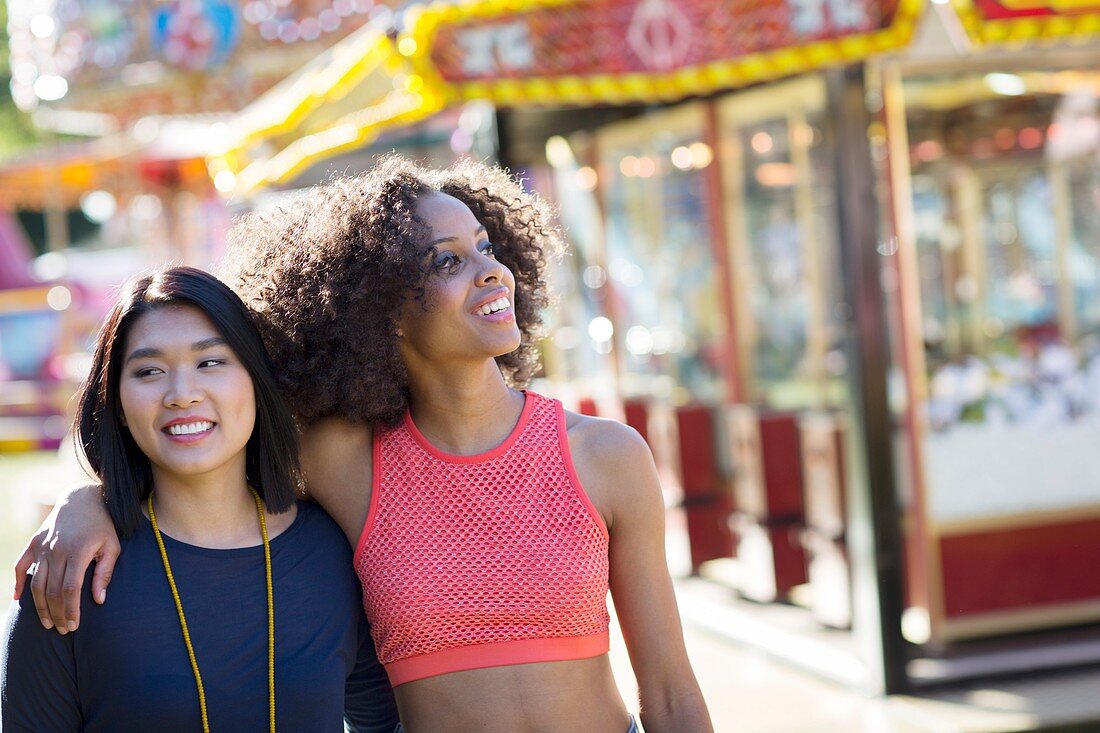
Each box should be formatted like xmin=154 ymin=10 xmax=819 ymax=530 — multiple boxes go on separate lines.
xmin=16 ymin=155 xmax=713 ymax=733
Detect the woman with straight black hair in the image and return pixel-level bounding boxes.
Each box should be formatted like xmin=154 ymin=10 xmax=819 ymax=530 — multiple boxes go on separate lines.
xmin=77 ymin=265 xmax=300 ymax=538
xmin=1 ymin=266 xmax=398 ymax=733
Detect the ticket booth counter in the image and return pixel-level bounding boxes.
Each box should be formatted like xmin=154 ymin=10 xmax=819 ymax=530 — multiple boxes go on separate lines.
xmin=889 ymin=61 xmax=1100 ymax=650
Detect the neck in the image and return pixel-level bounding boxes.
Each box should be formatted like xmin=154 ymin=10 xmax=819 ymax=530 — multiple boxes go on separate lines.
xmin=147 ymin=472 xmax=263 ymax=549
xmin=405 ymin=359 xmax=525 ymax=456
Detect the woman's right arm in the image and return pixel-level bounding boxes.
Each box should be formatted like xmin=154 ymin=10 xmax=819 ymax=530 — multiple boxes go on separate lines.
xmin=2 ymin=576 xmax=83 ymax=730
xmin=12 ymin=484 xmax=120 ymax=634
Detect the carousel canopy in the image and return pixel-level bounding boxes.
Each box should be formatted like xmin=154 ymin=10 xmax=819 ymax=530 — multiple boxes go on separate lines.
xmin=6 ymin=0 xmax=381 ymax=123
xmin=210 ymin=20 xmax=440 ymax=196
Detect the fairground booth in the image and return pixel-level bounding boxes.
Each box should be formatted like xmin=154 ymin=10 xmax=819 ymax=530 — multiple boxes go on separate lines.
xmin=0 ymin=1 xmax=383 ymax=449
xmin=10 ymin=0 xmax=1099 ymax=695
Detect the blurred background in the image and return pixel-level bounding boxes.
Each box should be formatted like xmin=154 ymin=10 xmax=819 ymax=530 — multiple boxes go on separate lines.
xmin=1 ymin=0 xmax=1099 ymax=730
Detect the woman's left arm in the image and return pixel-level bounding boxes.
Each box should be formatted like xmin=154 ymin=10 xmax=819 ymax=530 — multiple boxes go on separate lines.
xmin=571 ymin=418 xmax=714 ymax=733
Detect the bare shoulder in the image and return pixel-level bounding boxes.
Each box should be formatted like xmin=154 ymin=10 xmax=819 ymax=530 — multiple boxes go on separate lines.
xmin=299 ymin=416 xmax=374 ymax=542
xmin=564 ymin=409 xmax=651 ymax=468
xmin=564 ymin=410 xmax=658 ymax=528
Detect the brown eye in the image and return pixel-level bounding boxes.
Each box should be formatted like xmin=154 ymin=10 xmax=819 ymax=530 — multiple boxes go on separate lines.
xmin=433 ymin=252 xmax=460 ymax=272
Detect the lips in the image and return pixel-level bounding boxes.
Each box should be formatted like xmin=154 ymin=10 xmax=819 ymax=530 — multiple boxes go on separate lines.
xmin=163 ymin=420 xmax=214 ymax=436
xmin=470 ymin=289 xmax=511 ymax=315
xmin=161 ymin=418 xmax=217 ymax=443
xmin=477 ymin=296 xmax=511 ymax=315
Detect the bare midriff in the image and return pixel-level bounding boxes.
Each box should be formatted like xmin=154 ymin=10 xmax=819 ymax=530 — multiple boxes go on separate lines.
xmin=393 ymin=655 xmax=631 ymax=733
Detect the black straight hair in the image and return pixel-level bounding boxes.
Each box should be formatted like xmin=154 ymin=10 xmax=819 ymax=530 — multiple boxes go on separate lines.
xmin=74 ymin=265 xmax=301 ymax=537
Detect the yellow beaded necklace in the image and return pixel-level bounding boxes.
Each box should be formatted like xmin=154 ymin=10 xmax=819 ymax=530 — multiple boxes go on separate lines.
xmin=148 ymin=487 xmax=275 ymax=733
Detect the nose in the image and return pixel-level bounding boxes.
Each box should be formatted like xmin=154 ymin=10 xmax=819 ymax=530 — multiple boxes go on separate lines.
xmin=164 ymin=370 xmax=203 ymax=409
xmin=475 ymin=251 xmax=505 ymax=286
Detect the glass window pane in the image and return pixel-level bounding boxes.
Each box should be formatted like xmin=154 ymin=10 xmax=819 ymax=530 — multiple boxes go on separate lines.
xmin=597 ymin=112 xmax=726 ymax=402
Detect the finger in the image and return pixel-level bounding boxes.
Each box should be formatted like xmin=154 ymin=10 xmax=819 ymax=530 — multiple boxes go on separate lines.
xmin=13 ymin=543 xmax=36 ymax=600
xmin=62 ymin=555 xmax=90 ymax=630
xmin=29 ymin=558 xmax=55 ymax=630
xmin=90 ymin=539 xmax=120 ymax=605
xmin=44 ymin=553 xmax=78 ymax=634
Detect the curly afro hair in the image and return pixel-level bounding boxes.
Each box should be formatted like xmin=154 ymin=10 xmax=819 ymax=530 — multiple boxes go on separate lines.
xmin=217 ymin=154 xmax=563 ymax=428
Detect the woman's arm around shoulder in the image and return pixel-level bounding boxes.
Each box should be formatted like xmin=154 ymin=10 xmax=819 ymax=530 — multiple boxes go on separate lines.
xmin=13 ymin=483 xmax=119 ymax=634
xmin=299 ymin=416 xmax=375 ymax=547
xmin=567 ymin=413 xmax=714 ymax=733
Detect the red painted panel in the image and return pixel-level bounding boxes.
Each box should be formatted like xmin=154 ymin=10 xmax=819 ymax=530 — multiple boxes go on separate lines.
xmin=685 ymin=505 xmax=735 ymax=571
xmin=973 ymin=0 xmax=1058 ymax=20
xmin=677 ymin=406 xmax=719 ymax=496
xmin=940 ymin=517 xmax=1100 ymax=618
xmin=577 ymin=397 xmax=599 ymax=416
xmin=735 ymin=516 xmax=808 ymax=602
xmin=758 ymin=413 xmax=805 ymax=521
xmin=770 ymin=521 xmax=809 ymax=597
xmin=623 ymin=399 xmax=649 ymax=446
xmin=677 ymin=405 xmax=734 ymax=570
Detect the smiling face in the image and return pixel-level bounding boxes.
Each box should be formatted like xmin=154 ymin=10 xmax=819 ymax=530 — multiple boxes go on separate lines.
xmin=398 ymin=192 xmax=522 ymax=368
xmin=118 ymin=304 xmax=256 ymax=488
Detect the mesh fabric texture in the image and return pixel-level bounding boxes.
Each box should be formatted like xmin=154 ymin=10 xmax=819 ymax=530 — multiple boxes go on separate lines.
xmin=354 ymin=391 xmax=611 ymax=685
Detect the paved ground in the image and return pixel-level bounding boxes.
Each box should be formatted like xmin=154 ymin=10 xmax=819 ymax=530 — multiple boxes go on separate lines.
xmin=5 ymin=450 xmax=1100 ymax=732
xmin=609 ymin=588 xmax=1100 ymax=732
xmin=615 ymin=509 xmax=1100 ymax=733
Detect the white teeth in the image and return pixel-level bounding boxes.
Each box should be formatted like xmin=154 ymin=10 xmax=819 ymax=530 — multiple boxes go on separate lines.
xmin=478 ymin=297 xmax=510 ymax=315
xmin=166 ymin=421 xmax=214 ymax=435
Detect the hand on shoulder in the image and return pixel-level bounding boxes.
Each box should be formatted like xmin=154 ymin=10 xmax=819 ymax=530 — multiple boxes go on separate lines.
xmin=15 ymin=481 xmax=118 ymax=633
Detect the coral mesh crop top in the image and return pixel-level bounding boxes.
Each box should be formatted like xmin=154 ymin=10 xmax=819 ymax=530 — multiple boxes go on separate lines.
xmin=353 ymin=391 xmax=611 ymax=686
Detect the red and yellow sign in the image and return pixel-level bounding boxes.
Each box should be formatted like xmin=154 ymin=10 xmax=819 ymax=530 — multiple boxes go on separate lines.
xmin=400 ymin=0 xmax=922 ymax=106
xmin=952 ymin=0 xmax=1100 ymax=43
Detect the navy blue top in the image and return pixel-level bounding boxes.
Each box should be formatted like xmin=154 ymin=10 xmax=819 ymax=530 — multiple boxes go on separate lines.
xmin=1 ymin=501 xmax=398 ymax=732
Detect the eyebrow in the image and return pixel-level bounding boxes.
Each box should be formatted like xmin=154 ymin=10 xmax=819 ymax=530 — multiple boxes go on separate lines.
xmin=424 ymin=225 xmax=488 ymax=250
xmin=125 ymin=336 xmax=229 ymax=364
